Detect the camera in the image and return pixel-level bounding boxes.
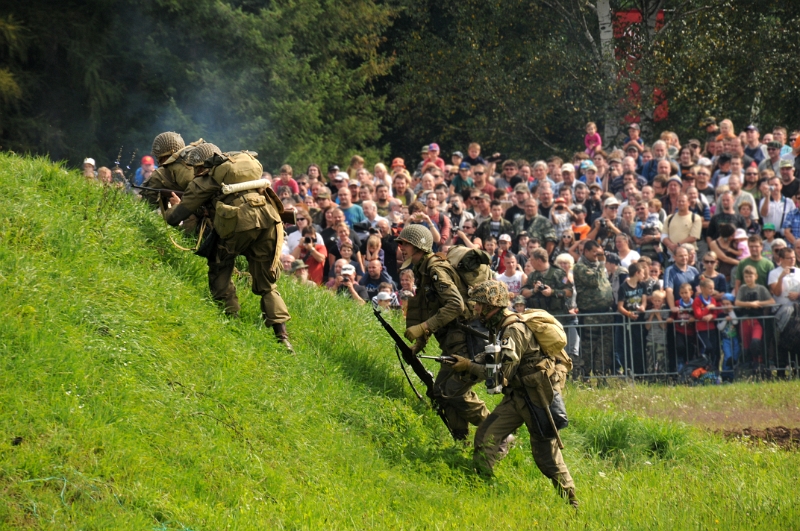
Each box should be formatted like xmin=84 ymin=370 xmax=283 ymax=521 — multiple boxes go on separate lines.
xmin=599 ymin=218 xmax=608 ymax=227
xmin=769 ymin=186 xmax=776 ymax=192
xmin=304 ymin=236 xmax=313 ymax=244
xmin=533 ymin=281 xmax=544 ymax=293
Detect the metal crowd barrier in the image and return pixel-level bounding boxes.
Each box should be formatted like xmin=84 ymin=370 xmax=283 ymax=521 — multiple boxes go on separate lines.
xmin=553 ymin=308 xmax=798 ymax=382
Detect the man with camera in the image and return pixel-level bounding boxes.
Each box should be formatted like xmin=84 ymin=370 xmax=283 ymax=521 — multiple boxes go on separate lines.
xmin=333 ymin=261 xmax=368 ymax=304
xmin=573 ymin=240 xmax=615 ymax=376
xmin=291 ymin=226 xmax=327 ymax=285
xmin=522 ymin=248 xmax=573 ymax=323
xmin=587 ymin=197 xmax=623 ymax=253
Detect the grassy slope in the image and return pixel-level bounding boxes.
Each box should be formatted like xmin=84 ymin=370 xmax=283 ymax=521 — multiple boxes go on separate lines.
xmin=0 ymin=153 xmax=797 ymax=530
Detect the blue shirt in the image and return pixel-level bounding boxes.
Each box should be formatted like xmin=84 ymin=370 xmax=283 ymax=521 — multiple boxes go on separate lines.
xmin=341 ymin=204 xmax=366 ymax=227
xmin=782 ymin=208 xmax=800 ymax=245
xmin=664 ymin=264 xmax=699 ymax=294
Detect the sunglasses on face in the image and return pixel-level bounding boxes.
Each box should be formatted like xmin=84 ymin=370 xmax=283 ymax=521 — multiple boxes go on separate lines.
xmin=703 ymin=260 xmax=716 ymax=264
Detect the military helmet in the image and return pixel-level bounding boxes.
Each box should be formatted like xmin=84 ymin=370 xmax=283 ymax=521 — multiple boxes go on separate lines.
xmin=186 ymin=143 xmax=222 ymax=166
xmin=152 ymin=132 xmax=185 ymax=158
xmin=397 ymin=224 xmax=433 ymax=253
xmin=468 ymin=280 xmax=510 ymax=308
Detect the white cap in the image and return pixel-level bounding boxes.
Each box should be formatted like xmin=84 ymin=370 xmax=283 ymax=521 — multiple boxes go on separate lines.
xmin=499 ymin=234 xmax=512 ymax=242
xmin=732 ymin=228 xmax=748 ymax=239
xmin=561 ymin=163 xmax=575 ymax=173
xmin=341 ymin=264 xmax=356 ymax=276
xmin=376 ymin=292 xmax=392 ymax=301
xmin=83 ymin=158 xmax=96 ymax=167
xmin=697 ymin=157 xmax=713 ymax=167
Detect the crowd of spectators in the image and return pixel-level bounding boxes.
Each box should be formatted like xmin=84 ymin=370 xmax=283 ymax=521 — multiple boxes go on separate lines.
xmin=274 ymin=128 xmax=800 ymax=377
xmin=84 ymin=121 xmax=800 ymax=377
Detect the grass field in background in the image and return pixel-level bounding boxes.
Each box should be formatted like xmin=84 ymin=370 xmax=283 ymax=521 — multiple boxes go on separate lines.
xmin=0 ymin=153 xmax=798 ymax=529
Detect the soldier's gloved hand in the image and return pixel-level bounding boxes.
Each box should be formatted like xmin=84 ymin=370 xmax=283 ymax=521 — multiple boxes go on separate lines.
xmin=450 ymin=355 xmax=471 ymax=372
xmin=411 ymin=336 xmax=427 ymax=356
xmin=404 ymin=322 xmax=429 ymax=342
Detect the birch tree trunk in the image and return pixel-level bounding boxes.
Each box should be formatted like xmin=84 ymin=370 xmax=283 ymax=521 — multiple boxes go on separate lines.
xmin=597 ymin=0 xmax=618 ymax=146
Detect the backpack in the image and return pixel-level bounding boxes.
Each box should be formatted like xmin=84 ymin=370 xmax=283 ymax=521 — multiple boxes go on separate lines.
xmin=501 ymin=309 xmax=572 ymax=370
xmin=209 ymin=151 xmax=263 ymax=186
xmin=438 ymin=246 xmax=493 ymax=301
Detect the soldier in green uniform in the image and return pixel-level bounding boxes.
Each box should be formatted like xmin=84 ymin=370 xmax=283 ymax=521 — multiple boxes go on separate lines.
xmin=511 ymin=198 xmax=557 ymax=255
xmin=521 ymin=247 xmax=573 ymax=322
xmin=572 ymin=240 xmax=614 ymax=376
xmin=165 ymin=143 xmax=293 ymax=351
xmin=142 ymin=132 xmax=202 ymax=212
xmin=398 ymin=224 xmax=489 ymax=441
xmin=448 ymin=280 xmax=578 ymax=508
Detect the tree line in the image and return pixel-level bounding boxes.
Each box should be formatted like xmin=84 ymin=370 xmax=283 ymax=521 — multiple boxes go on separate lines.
xmin=1 ymin=0 xmax=799 ymax=171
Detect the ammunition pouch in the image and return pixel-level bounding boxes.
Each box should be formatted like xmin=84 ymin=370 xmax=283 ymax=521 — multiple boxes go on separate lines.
xmin=214 ymin=202 xmax=240 ymax=239
xmin=194 ymin=225 xmax=219 ymax=259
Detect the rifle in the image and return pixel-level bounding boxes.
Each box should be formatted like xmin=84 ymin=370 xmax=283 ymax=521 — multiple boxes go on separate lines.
xmin=418 ymin=355 xmax=456 ymax=364
xmin=131 ymin=185 xmax=184 ymax=198
xmin=372 ymin=305 xmax=455 ymax=439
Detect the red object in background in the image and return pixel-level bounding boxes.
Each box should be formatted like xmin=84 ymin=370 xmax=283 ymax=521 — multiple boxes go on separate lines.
xmin=614 ymin=9 xmax=668 ymax=123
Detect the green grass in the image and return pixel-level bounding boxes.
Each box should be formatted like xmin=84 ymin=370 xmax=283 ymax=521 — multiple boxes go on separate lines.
xmin=0 ymin=153 xmax=798 ymax=529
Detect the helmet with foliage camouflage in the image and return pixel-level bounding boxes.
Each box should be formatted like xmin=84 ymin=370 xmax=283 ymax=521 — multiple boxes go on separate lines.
xmin=468 ymin=280 xmax=510 ymax=308
xmin=152 ymin=132 xmax=185 ymax=158
xmin=186 ymin=143 xmax=222 ymax=166
xmin=397 ymin=224 xmax=433 ymax=253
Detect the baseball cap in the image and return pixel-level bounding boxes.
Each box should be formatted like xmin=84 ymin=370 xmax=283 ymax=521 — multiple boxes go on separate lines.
xmin=349 ymin=179 xmax=360 ymax=187
xmin=428 ymin=143 xmax=440 ymax=152
xmin=335 ymin=171 xmax=349 ymax=181
xmin=290 ymin=260 xmax=308 ymax=273
xmin=697 ymin=157 xmax=713 ymax=166
xmin=571 ymin=204 xmax=585 ymax=213
xmin=459 ymin=161 xmax=471 ymax=170
xmin=780 ymin=159 xmax=794 ymax=168
xmin=604 ymin=197 xmax=620 ymax=207
xmin=452 ymin=151 xmax=463 ymax=158
xmin=141 ymin=155 xmax=155 ymax=165
xmin=341 ymin=264 xmax=356 ymax=276
xmin=625 ymin=144 xmax=639 ymax=152
xmin=391 ymin=157 xmax=406 ymax=168
xmin=499 ymin=234 xmax=512 ymax=242
xmin=605 ymin=252 xmax=621 ymax=265
xmin=514 ymin=183 xmax=529 ymax=193
xmin=608 ymin=156 xmax=622 ymax=164
xmin=584 ymin=162 xmax=597 ymax=172
xmin=745 ymin=124 xmax=759 ymax=132
xmin=763 ymin=223 xmax=776 ymax=231
xmin=723 ymin=293 xmax=735 ymax=302
xmin=561 ymin=163 xmax=575 ymax=173
xmin=732 ymin=228 xmax=748 ymax=239
xmin=699 ymin=116 xmax=716 ymax=127
xmin=688 ymin=139 xmax=701 ymax=148
xmin=589 ymin=182 xmax=602 ymax=190
xmin=421 ymin=145 xmax=429 ymax=154
xmin=327 ymin=164 xmax=340 ymax=173
xmin=83 ymin=158 xmax=96 ymax=167
xmin=767 ymin=141 xmax=782 ymax=150
xmin=667 ymin=176 xmax=683 ymax=186
xmin=316 ymin=188 xmax=332 ymax=199
xmin=555 ymin=197 xmax=566 ymax=204
xmin=628 ymin=123 xmax=640 ymax=130
xmin=376 ymin=291 xmax=392 ymax=301
xmin=513 ymin=295 xmax=526 ymax=305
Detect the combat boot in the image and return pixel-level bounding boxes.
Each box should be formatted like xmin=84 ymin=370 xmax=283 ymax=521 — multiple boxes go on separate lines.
xmin=272 ymin=323 xmax=294 ymax=353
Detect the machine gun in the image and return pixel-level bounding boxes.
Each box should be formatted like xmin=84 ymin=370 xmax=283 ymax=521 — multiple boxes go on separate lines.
xmin=131 ymin=185 xmax=184 ymax=198
xmin=372 ymin=305 xmax=455 ymax=439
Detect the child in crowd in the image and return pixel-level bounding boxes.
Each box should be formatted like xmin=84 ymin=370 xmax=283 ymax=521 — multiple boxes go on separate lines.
xmin=693 ymin=278 xmax=720 ymax=368
xmin=648 ymin=260 xmax=664 ymax=290
xmin=761 ymin=223 xmax=777 ymax=261
xmin=336 ymin=239 xmax=364 ymax=280
xmin=732 ymin=228 xmax=750 ymax=260
xmin=364 ymin=234 xmax=385 ymax=266
xmin=646 ymin=290 xmax=669 ymax=373
xmin=718 ymin=294 xmax=740 ymax=371
xmin=513 ymin=295 xmax=527 ymax=313
xmin=617 ymin=262 xmax=648 ymax=374
xmin=571 ymin=204 xmax=590 ymax=241
xmin=735 ymin=265 xmax=775 ymax=365
xmin=584 ymin=122 xmax=602 ymax=157
xmin=673 ymin=282 xmax=697 ymax=370
xmin=551 ymin=198 xmax=572 ymax=239
xmin=463 ymin=142 xmax=487 ymax=166
xmin=484 ymin=236 xmax=499 ymax=271
xmin=372 ymin=282 xmax=400 ymax=310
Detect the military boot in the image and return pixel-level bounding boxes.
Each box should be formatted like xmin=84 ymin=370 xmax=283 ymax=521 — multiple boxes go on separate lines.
xmin=272 ymin=323 xmax=294 ymax=353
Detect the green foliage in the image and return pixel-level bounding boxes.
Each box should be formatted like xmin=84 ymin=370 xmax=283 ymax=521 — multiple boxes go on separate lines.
xmin=1 ymin=153 xmax=799 ymax=528
xmin=0 ymin=0 xmax=396 ymax=169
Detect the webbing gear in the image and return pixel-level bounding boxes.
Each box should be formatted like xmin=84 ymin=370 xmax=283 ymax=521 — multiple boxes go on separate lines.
xmin=221 ymin=179 xmax=270 ymax=195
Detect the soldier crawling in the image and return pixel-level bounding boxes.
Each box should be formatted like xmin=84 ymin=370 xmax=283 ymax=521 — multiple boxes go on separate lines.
xmin=449 ymin=279 xmax=578 ymax=509
xmin=165 ymin=143 xmax=293 ymax=351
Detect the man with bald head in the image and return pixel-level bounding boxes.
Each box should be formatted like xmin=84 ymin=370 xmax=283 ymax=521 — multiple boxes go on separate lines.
xmin=359 ymin=259 xmax=396 ymax=300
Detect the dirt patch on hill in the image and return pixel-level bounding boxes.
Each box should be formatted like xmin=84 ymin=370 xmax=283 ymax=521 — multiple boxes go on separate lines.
xmin=720 ymin=426 xmax=800 ymax=450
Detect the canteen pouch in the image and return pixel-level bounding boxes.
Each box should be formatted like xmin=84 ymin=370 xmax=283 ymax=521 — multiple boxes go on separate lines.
xmin=214 ymin=201 xmax=239 ymax=239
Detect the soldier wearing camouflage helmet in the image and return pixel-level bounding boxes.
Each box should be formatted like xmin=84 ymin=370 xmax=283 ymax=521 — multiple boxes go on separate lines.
xmin=449 ymin=279 xmax=578 ymax=508
xmin=166 ymin=143 xmax=293 ymax=351
xmin=141 ymin=132 xmax=204 ymax=209
xmin=398 ymin=223 xmax=489 ymax=441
